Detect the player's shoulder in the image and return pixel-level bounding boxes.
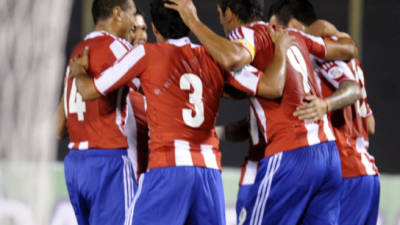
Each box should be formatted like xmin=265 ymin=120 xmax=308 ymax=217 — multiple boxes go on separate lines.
xmin=229 ymin=21 xmax=268 ymax=40
xmin=70 ymin=31 xmax=120 ymax=59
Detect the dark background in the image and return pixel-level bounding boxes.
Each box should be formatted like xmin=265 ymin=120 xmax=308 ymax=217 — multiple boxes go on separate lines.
xmin=59 ymin=0 xmax=400 ymax=173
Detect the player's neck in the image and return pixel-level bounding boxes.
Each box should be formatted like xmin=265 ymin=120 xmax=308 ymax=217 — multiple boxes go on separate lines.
xmin=95 ymin=20 xmax=119 ymax=38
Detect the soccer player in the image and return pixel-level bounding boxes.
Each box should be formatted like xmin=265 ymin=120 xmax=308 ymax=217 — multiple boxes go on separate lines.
xmin=127 ymin=10 xmax=148 ymax=46
xmin=215 ymin=109 xmax=265 ymax=225
xmin=166 ymin=0 xmax=359 ymax=224
xmin=125 ymin=10 xmax=150 ymax=182
xmin=69 ymin=0 xmax=296 ymax=224
xmin=269 ymin=1 xmax=380 ymax=224
xmin=61 ymin=0 xmax=137 ymax=224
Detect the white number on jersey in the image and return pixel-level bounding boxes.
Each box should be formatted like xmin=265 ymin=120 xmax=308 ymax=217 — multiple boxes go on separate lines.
xmin=351 ymin=61 xmax=368 ymax=117
xmin=287 ymin=46 xmax=311 ymax=93
xmin=68 ymin=78 xmax=86 ymax=121
xmin=180 ymin=73 xmax=204 ymax=128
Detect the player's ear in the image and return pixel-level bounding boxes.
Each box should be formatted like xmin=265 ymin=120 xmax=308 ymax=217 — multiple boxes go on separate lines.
xmin=151 ymin=22 xmax=164 ymax=42
xmin=112 ymin=6 xmax=123 ymax=22
xmin=224 ymin=7 xmax=234 ymax=22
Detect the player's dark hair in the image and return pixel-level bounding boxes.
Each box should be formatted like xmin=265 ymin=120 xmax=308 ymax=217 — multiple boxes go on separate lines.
xmin=92 ymin=0 xmax=131 ymax=25
xmin=268 ymin=0 xmax=317 ymax=26
xmin=218 ymin=0 xmax=264 ymax=23
xmin=150 ymin=0 xmax=190 ymax=39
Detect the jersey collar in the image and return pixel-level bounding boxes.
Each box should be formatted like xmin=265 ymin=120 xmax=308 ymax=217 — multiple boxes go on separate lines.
xmin=166 ymin=37 xmax=192 ymax=47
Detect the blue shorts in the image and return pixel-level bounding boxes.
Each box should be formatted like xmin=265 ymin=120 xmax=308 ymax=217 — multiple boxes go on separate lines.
xmin=237 ymin=141 xmax=342 ymax=225
xmin=64 ymin=149 xmax=137 ymax=225
xmin=339 ymin=175 xmax=380 ymax=225
xmin=237 ymin=184 xmax=253 ymax=224
xmin=128 ymin=166 xmax=226 ymax=225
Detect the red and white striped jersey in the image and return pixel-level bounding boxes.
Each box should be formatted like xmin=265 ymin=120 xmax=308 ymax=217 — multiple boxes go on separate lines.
xmin=93 ymin=37 xmax=259 ymax=170
xmin=314 ymin=58 xmax=378 ymax=177
xmin=239 ymin=107 xmax=265 ymax=186
xmin=64 ymin=30 xmax=132 ymax=150
xmin=229 ymin=22 xmax=335 ymax=157
xmin=125 ymin=89 xmax=149 ymax=181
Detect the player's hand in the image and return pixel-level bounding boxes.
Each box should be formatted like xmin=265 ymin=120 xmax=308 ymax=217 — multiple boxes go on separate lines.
xmin=164 ymin=0 xmax=199 ymax=26
xmin=293 ymin=95 xmax=329 ymax=123
xmin=69 ymin=46 xmax=89 ymax=79
xmin=268 ymin=26 xmax=296 ymax=53
xmin=306 ymin=20 xmax=341 ymax=37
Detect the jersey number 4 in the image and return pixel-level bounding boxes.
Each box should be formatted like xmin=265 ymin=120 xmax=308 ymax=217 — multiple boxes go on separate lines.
xmin=68 ymin=78 xmax=86 ymax=121
xmin=180 ymin=73 xmax=204 ymax=128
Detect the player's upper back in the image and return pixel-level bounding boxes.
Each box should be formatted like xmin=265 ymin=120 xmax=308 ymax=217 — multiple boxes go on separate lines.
xmin=229 ymin=22 xmax=334 ymax=155
xmin=65 ymin=31 xmax=131 ymax=150
xmin=139 ymin=37 xmax=226 ymax=151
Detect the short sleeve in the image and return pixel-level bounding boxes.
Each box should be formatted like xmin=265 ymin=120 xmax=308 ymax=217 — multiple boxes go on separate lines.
xmin=226 ymin=65 xmax=262 ymax=95
xmin=94 ymin=45 xmax=147 ymax=95
xmin=318 ymin=60 xmax=356 ymax=89
xmin=289 ymin=29 xmax=327 ymax=60
xmin=229 ymin=26 xmax=256 ymax=60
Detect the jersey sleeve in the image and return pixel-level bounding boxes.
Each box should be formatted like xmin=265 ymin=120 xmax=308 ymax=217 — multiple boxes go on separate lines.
xmin=318 ymin=60 xmax=357 ymax=89
xmin=290 ymin=29 xmax=327 ymax=59
xmin=226 ymin=65 xmax=262 ymax=95
xmin=228 ymin=26 xmax=257 ymax=60
xmin=94 ymin=45 xmax=147 ymax=95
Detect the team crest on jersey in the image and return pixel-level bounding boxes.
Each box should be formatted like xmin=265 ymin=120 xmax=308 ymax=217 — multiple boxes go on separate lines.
xmin=328 ymin=66 xmax=344 ymax=79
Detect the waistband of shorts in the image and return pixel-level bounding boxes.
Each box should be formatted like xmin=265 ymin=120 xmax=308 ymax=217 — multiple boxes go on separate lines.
xmin=69 ymin=148 xmax=127 ymax=156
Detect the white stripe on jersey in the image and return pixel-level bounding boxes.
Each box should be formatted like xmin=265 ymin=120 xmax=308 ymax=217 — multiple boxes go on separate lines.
xmin=230 ymin=65 xmax=259 ymax=95
xmin=250 ymin=98 xmax=268 ymax=143
xmin=240 ymin=27 xmax=255 ymax=48
xmin=356 ymin=137 xmax=377 ymax=175
xmin=242 ymin=160 xmax=259 ymax=185
xmin=95 ymin=45 xmax=146 ymax=95
xmin=305 ymin=122 xmax=320 ymax=146
xmin=125 ymin=96 xmax=139 ymax=181
xmin=174 ymin=140 xmax=194 ymax=166
xmin=322 ymin=115 xmax=336 ymax=141
xmin=115 ymin=88 xmax=125 ymax=135
xmin=110 ymin=40 xmax=128 ymax=60
xmin=78 ymin=141 xmax=89 ymax=150
xmin=68 ymin=142 xmax=74 ymax=149
xmin=249 ymin=107 xmax=259 ymax=145
xmin=200 ymin=145 xmax=219 ymax=169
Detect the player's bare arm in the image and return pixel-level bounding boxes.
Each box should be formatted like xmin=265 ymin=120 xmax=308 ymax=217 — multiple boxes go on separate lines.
xmin=366 ymin=114 xmax=376 ymax=135
xmin=216 ymin=117 xmax=249 ymax=142
xmin=294 ymin=81 xmax=362 ymax=122
xmin=165 ymin=0 xmax=252 ymax=71
xmin=256 ymin=27 xmax=296 ymax=99
xmin=307 ymin=20 xmax=358 ymax=60
xmin=69 ymin=46 xmax=101 ymax=100
xmin=56 ymin=98 xmax=67 ymax=140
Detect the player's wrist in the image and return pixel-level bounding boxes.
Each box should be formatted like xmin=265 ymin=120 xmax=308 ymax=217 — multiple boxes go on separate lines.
xmin=323 ymin=98 xmax=331 ymax=113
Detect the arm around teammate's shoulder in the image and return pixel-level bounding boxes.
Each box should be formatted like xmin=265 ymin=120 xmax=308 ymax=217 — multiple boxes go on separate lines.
xmin=257 ymin=27 xmax=297 ymax=99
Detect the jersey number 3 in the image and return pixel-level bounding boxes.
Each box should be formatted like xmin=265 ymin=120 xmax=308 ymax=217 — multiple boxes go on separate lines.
xmin=180 ymin=73 xmax=204 ymax=128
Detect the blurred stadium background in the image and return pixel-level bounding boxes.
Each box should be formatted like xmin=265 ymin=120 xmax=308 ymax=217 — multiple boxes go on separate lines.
xmin=0 ymin=0 xmax=399 ymax=224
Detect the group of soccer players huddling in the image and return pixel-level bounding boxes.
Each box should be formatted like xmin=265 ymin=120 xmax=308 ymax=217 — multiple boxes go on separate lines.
xmin=56 ymin=0 xmax=379 ymax=224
